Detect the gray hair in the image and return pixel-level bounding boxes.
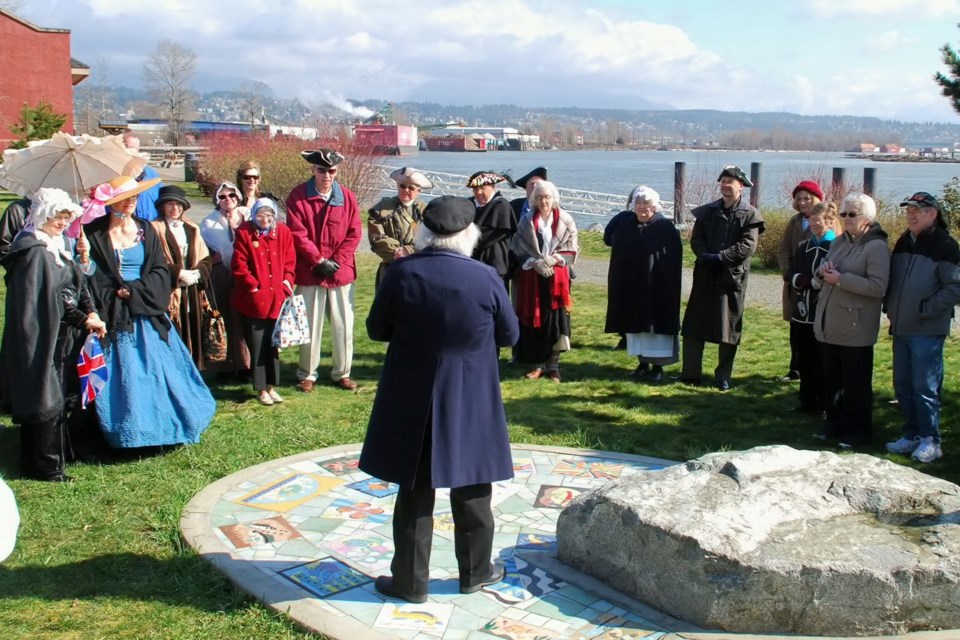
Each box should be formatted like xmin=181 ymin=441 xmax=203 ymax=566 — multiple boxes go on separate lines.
xmin=415 ymin=222 xmax=481 ymax=256
xmin=841 ymin=192 xmax=877 ymax=221
xmin=628 ymin=185 xmax=661 ymax=211
xmin=530 ymin=180 xmax=560 ymax=208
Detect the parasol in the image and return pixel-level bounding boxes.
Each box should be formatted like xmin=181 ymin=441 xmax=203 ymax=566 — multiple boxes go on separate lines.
xmin=0 ymin=132 xmax=148 ymax=201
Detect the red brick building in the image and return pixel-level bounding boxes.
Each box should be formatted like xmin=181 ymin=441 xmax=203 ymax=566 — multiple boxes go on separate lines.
xmin=0 ymin=10 xmax=88 ymax=147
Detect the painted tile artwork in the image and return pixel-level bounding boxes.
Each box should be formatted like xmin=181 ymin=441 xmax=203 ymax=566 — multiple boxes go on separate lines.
xmin=219 ymin=515 xmax=301 ymax=549
xmin=279 ymin=557 xmax=371 ymax=598
xmin=232 ymin=473 xmax=344 ymax=512
xmin=186 ymin=446 xmax=681 ymax=640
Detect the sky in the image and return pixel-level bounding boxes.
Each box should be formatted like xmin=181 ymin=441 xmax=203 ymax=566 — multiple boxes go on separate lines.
xmin=12 ymin=0 xmax=960 ymax=123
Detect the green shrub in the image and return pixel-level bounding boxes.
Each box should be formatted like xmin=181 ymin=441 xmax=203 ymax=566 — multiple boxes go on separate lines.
xmin=755 ymin=208 xmax=793 ymax=269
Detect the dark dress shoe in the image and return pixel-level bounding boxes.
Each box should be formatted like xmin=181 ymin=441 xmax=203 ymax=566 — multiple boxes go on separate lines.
xmin=460 ymin=562 xmax=505 ymax=594
xmin=375 ymin=576 xmax=427 ymax=604
xmin=777 ymin=370 xmax=800 ymax=382
xmin=546 ymin=370 xmax=561 ymax=383
xmin=715 ymin=379 xmax=731 ymax=392
xmin=673 ymin=375 xmax=702 ymax=386
xmin=629 ymin=363 xmax=649 ymax=379
xmin=335 ymin=377 xmax=358 ymax=391
xmin=644 ymin=366 xmax=664 ymax=383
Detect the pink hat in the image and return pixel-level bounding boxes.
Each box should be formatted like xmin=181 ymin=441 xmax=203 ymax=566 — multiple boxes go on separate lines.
xmin=792 ymin=180 xmax=823 ymax=201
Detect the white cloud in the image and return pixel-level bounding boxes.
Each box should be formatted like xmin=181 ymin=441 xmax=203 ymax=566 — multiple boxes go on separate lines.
xmin=808 ymin=0 xmax=960 ymax=17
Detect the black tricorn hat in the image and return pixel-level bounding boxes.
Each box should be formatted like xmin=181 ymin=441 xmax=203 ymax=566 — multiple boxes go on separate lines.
xmin=717 ymin=164 xmax=753 ymax=188
xmin=515 ymin=166 xmax=548 ymax=189
xmin=301 ymin=149 xmax=345 ymax=168
xmin=422 ymin=196 xmax=475 ymax=235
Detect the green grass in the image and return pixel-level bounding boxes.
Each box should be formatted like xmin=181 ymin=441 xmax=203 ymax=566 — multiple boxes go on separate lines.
xmin=1 ymin=242 xmax=959 ymax=639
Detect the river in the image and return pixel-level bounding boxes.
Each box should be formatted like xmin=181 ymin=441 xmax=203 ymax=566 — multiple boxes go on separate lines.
xmin=398 ymin=149 xmax=960 ymax=209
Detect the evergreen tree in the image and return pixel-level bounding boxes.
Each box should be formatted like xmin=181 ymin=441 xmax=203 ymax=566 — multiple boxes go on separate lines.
xmin=934 ymin=24 xmax=960 ymax=115
xmin=8 ymin=101 xmax=67 ymax=149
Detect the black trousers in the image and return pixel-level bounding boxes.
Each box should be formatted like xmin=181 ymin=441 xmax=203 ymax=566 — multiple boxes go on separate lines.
xmin=240 ymin=315 xmax=279 ymax=390
xmin=681 ymin=336 xmax=738 ymax=382
xmin=390 ymin=430 xmax=495 ymax=595
xmin=821 ymin=343 xmax=874 ymax=445
xmin=792 ymin=323 xmax=825 ymax=409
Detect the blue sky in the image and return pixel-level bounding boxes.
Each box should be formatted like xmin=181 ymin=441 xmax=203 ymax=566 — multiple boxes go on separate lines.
xmin=12 ymin=0 xmax=960 ymax=123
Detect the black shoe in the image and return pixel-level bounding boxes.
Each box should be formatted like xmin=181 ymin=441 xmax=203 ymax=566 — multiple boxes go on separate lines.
xmin=629 ymin=363 xmax=649 ymax=379
xmin=613 ymin=336 xmax=626 ymax=350
xmin=460 ymin=562 xmax=505 ymax=594
xmin=645 ymin=366 xmax=664 ymax=383
xmin=715 ymin=379 xmax=730 ymax=392
xmin=375 ymin=576 xmax=427 ymax=604
xmin=777 ymin=371 xmax=800 ymax=382
xmin=672 ymin=375 xmax=702 ymax=386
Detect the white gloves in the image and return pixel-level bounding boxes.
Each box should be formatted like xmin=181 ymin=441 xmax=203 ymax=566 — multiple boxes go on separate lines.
xmin=178 ymin=269 xmax=201 ymax=287
xmin=533 ymin=259 xmax=554 ymax=278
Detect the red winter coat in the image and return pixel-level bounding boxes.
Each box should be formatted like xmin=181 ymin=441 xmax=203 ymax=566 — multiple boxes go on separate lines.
xmin=231 ymin=221 xmax=296 ymax=319
xmin=285 ymin=179 xmax=362 ymax=288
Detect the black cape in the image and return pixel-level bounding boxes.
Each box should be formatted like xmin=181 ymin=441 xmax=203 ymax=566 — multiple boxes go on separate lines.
xmin=471 ymin=192 xmax=516 ymax=276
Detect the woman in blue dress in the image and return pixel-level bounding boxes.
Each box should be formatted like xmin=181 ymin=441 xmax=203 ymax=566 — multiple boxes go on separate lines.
xmin=82 ymin=176 xmax=216 ymax=449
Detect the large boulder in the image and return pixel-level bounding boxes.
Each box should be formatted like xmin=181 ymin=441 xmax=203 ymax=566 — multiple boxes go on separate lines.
xmin=557 ymin=445 xmax=960 ymax=636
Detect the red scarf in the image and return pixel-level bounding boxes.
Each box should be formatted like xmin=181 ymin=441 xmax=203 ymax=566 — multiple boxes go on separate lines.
xmin=515 ymin=210 xmax=572 ymax=328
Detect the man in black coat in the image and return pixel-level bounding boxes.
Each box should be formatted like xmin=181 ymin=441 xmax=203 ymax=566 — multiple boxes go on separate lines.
xmin=680 ymin=165 xmax=764 ymax=391
xmin=467 ymin=170 xmax=516 ymax=290
xmin=360 ymin=196 xmax=519 ymax=604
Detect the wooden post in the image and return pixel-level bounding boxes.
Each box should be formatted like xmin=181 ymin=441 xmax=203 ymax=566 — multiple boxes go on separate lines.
xmin=832 ymin=167 xmax=846 ymax=199
xmin=749 ymin=162 xmax=761 ymax=208
xmin=674 ymin=161 xmax=686 ymax=223
xmin=863 ymin=168 xmax=876 ymax=197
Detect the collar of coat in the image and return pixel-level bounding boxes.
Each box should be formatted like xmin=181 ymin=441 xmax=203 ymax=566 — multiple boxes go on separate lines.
xmin=306 ymin=179 xmax=345 ymax=206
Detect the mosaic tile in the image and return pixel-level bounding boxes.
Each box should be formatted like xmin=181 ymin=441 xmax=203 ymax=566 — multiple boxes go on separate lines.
xmin=327 ymin=531 xmax=394 ymax=574
xmin=218 ymin=515 xmax=302 ymax=550
xmin=288 ymin=460 xmax=322 ymax=473
xmin=533 ymin=485 xmax=587 ymax=510
xmin=278 ymin=557 xmax=371 ymax=598
xmin=481 ymin=555 xmax=564 ymax=604
xmin=434 ymin=511 xmax=456 ymax=531
xmin=373 ymin=602 xmax=454 ymax=633
xmin=322 ymin=498 xmax=392 ymax=524
xmin=523 ymin=592 xmax=589 ymax=620
xmin=568 ymin=610 xmax=667 ymax=639
xmin=479 ymin=615 xmax=561 ymax=639
xmin=275 ymin=538 xmax=321 ymax=558
xmin=346 ymin=477 xmax=400 ymax=498
xmin=515 ymin=533 xmax=557 ymax=553
xmin=295 ymin=516 xmax=343 ymax=534
xmin=552 ymin=458 xmax=625 ymax=480
xmin=232 ymin=473 xmax=345 ymax=512
xmin=315 ymin=454 xmax=361 ymax=476
xmin=496 ymin=495 xmax=537 ymax=515
xmin=511 ymin=457 xmax=535 ymax=476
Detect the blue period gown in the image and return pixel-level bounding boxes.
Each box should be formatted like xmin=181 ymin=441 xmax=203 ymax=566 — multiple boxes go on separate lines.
xmin=95 ymin=241 xmax=216 ymax=447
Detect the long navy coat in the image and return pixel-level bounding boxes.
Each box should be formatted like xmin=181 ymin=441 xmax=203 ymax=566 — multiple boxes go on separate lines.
xmin=359 ymin=249 xmax=519 ymax=489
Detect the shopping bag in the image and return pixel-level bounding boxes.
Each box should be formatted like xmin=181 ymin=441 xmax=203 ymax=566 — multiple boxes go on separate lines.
xmin=271 ymin=294 xmax=311 ymax=348
xmin=200 ymin=289 xmax=228 ymax=363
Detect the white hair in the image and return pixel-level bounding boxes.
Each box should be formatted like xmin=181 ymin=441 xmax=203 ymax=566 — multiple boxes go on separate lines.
xmin=415 ymin=223 xmax=480 ymax=256
xmin=530 ymin=180 xmax=560 ymax=208
xmin=27 ymin=188 xmax=82 ymax=226
xmin=841 ymin=192 xmax=877 ymax=221
xmin=629 ymin=185 xmax=661 ymax=211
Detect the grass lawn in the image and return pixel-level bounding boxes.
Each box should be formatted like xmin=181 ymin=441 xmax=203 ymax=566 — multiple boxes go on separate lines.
xmin=1 ymin=235 xmax=959 ymax=639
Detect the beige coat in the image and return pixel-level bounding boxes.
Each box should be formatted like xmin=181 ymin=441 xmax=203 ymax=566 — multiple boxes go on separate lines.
xmin=813 ymin=222 xmax=890 ymax=347
xmin=367 ymin=196 xmax=425 ymax=287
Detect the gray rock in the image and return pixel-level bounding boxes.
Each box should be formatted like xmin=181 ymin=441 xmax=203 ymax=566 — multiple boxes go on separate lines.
xmin=557 ymin=445 xmax=960 ymax=636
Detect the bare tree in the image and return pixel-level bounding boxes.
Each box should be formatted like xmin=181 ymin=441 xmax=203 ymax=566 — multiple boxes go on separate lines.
xmin=142 ymin=39 xmax=197 ymax=145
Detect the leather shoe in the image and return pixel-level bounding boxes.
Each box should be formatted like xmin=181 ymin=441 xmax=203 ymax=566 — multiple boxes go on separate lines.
xmin=336 ymin=377 xmax=358 ymax=391
xmin=672 ymin=375 xmax=702 ymax=386
xmin=715 ymin=379 xmax=731 ymax=392
xmin=546 ymin=370 xmax=561 ymax=383
xmin=375 ymin=576 xmax=427 ymax=604
xmin=524 ymin=368 xmax=543 ymax=380
xmin=645 ymin=367 xmax=664 ymax=383
xmin=297 ymin=379 xmax=314 ymax=393
xmin=460 ymin=562 xmax=505 ymax=594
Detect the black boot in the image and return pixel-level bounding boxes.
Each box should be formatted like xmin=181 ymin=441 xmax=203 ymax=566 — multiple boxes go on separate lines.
xmin=629 ymin=362 xmax=649 ymax=379
xmin=646 ymin=365 xmax=664 ymax=382
xmin=21 ymin=415 xmax=69 ymax=481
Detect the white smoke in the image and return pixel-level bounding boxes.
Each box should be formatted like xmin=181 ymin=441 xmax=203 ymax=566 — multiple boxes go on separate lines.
xmin=318 ymin=90 xmax=375 ymax=119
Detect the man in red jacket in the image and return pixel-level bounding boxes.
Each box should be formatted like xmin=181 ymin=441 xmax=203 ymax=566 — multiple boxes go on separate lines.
xmin=285 ymin=149 xmax=362 ymax=391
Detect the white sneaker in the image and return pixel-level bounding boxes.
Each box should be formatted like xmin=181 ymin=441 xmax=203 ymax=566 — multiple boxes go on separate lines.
xmin=886 ymin=436 xmax=920 ymax=454
xmin=911 ymin=437 xmax=943 ymax=463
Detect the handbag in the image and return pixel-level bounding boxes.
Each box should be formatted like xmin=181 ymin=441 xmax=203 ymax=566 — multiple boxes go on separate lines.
xmin=200 ymin=288 xmax=228 ymax=363
xmin=272 ymin=294 xmax=311 ymax=348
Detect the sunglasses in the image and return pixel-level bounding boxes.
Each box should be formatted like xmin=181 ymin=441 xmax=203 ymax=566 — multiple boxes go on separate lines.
xmin=839 ymin=211 xmax=860 ymax=218
xmin=398 ymin=184 xmax=420 ymax=190
xmin=218 ymin=193 xmax=239 ymax=201
xmin=314 ymin=168 xmax=337 ymax=175
xmin=242 ymin=174 xmax=260 ymax=180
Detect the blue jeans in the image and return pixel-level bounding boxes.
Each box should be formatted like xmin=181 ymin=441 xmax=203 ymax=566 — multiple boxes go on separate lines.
xmin=892 ymin=335 xmax=945 ymax=443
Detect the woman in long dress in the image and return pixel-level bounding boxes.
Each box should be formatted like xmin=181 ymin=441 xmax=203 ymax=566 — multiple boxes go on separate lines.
xmin=150 ymin=185 xmax=211 ymax=369
xmin=83 ymin=176 xmax=216 ymax=449
xmin=604 ymin=186 xmax=682 ymax=382
xmin=509 ymin=180 xmax=578 ymax=382
xmin=0 ymin=188 xmax=106 ymax=480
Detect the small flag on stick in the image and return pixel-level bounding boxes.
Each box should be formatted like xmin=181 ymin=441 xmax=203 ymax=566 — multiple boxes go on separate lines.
xmin=77 ymin=334 xmax=108 ymax=409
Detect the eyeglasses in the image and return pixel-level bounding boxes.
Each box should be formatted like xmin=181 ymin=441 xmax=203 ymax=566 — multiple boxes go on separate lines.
xmin=314 ymin=167 xmax=337 ymax=175
xmin=839 ymin=211 xmax=860 ymax=218
xmin=398 ymin=184 xmax=420 ymax=191
xmin=218 ymin=193 xmax=239 ymax=201
xmin=242 ymin=174 xmax=260 ymax=180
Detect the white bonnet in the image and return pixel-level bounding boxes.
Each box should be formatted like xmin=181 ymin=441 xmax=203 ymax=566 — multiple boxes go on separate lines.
xmin=628 ymin=185 xmax=661 ymax=211
xmin=27 ymin=188 xmax=82 ymax=226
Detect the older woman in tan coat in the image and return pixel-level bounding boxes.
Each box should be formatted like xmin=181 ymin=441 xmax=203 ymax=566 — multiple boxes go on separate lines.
xmin=813 ymin=193 xmax=890 ymax=450
xmin=509 ymin=180 xmax=578 ymax=382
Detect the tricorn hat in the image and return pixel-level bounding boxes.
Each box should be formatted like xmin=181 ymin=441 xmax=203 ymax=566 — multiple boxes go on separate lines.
xmin=390 ymin=167 xmax=433 ymax=190
xmin=421 ymin=196 xmax=475 ymax=235
xmin=301 ymin=149 xmax=345 ymax=168
xmin=515 ymin=166 xmax=547 ymax=189
xmin=717 ymin=165 xmax=753 ymax=188
xmin=466 ymin=170 xmax=515 ymax=189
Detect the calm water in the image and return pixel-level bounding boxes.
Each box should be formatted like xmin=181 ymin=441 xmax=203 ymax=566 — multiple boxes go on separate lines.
xmin=399 ymin=150 xmax=960 ymax=208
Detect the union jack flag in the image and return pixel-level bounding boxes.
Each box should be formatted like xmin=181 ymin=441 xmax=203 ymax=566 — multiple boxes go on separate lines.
xmin=77 ymin=334 xmax=108 ymax=409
